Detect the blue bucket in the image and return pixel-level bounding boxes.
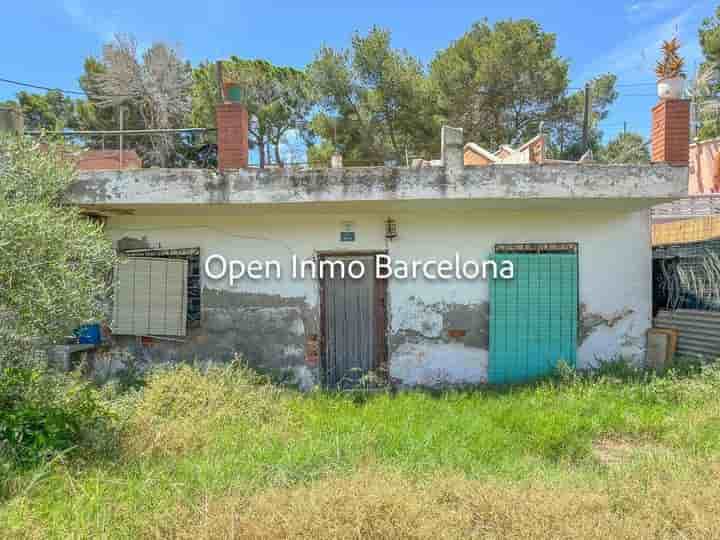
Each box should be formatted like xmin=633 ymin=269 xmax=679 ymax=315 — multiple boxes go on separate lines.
xmin=74 ymin=323 xmax=102 ymax=345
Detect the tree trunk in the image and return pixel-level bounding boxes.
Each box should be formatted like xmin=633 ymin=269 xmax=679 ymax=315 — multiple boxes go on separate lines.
xmin=258 ymin=137 xmax=266 ymax=169
xmin=274 ymin=141 xmax=283 ymax=167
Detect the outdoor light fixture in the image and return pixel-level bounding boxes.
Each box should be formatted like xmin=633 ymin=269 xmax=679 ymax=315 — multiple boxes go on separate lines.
xmin=385 ymin=217 xmax=398 ymax=240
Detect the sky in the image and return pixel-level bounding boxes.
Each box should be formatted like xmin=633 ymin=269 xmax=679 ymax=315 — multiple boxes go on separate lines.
xmin=1 ymin=0 xmax=717 ymax=143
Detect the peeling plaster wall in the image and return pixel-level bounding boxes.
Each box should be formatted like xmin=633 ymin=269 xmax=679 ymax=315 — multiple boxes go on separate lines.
xmin=383 ymin=208 xmax=651 ymax=384
xmin=100 ymin=204 xmax=652 ymax=387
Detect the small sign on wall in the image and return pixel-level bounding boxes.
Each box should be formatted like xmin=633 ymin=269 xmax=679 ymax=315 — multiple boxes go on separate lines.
xmin=340 ymin=221 xmax=356 ymax=242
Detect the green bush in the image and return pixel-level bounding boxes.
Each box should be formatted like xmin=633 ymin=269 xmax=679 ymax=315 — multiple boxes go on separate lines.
xmin=0 ymin=364 xmax=115 ymax=466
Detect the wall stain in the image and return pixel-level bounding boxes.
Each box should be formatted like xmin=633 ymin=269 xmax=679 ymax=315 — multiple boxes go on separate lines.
xmin=391 ymin=297 xmax=489 ymax=352
xmin=105 ymin=289 xmax=320 ymax=385
xmin=579 ymin=303 xmax=634 ymax=344
xmin=117 ymin=236 xmax=152 ymax=251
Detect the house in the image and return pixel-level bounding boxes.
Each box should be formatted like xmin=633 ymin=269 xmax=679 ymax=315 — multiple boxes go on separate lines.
xmin=463 ymin=134 xmax=546 ymax=166
xmin=66 ymin=95 xmax=688 ymax=389
xmin=74 ymin=149 xmax=143 ymax=171
xmin=650 ymin=118 xmax=720 ymax=358
xmin=688 ymin=135 xmax=720 ymax=195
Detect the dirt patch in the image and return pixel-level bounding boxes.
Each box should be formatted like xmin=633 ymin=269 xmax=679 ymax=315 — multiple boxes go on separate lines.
xmin=592 ymin=437 xmax=662 ymax=466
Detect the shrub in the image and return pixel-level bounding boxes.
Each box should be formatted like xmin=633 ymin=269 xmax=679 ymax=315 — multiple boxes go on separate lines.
xmin=0 ymin=364 xmax=115 ymax=466
xmin=0 ymin=134 xmax=115 ymax=363
xmin=123 ymin=362 xmax=285 ymax=457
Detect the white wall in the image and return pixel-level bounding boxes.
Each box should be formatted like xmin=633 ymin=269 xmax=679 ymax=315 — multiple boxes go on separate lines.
xmin=105 ymin=204 xmax=651 ymax=385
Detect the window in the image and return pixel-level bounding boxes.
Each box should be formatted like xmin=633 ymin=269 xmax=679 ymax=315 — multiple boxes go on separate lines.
xmin=112 ymin=257 xmax=188 ymax=337
xmin=121 ymin=247 xmax=201 ymax=326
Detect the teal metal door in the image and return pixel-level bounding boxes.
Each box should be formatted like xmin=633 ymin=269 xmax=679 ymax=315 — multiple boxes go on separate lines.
xmin=489 ymin=251 xmax=578 ymax=384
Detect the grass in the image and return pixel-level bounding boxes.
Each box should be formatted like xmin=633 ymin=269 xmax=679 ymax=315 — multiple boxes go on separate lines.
xmin=2 ymin=362 xmax=720 ymax=538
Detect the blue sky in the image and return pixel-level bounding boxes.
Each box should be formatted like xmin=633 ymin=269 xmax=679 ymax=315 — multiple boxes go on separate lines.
xmin=1 ymin=0 xmax=716 ymax=142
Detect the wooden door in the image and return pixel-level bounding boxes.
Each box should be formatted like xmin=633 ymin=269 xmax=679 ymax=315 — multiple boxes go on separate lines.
xmin=320 ymin=254 xmax=386 ymax=388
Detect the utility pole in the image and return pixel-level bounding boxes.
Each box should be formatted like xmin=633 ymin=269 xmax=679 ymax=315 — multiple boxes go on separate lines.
xmin=623 ymin=121 xmax=627 ymax=136
xmin=119 ymin=106 xmax=125 ymax=168
xmin=216 ymin=60 xmax=225 ymax=103
xmin=582 ymin=82 xmax=591 ymax=153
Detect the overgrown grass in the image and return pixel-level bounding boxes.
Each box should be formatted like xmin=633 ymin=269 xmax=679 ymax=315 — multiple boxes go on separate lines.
xmin=2 ymin=361 xmax=720 ymax=538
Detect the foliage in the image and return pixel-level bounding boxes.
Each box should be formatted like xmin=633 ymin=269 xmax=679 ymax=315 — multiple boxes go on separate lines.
xmin=694 ymin=8 xmax=720 ymax=140
xmin=3 ymin=91 xmax=82 ymax=131
xmin=697 ymin=118 xmax=720 ymax=141
xmin=192 ymin=58 xmax=315 ymax=167
xmin=545 ymin=74 xmax=618 ymax=160
xmin=77 ymin=57 xmax=145 ymax=133
xmin=701 ymin=7 xmax=720 ymax=64
xmin=0 ymin=135 xmax=115 ymax=361
xmin=431 ymin=19 xmax=567 ymax=149
xmin=85 ymin=34 xmax=192 ymax=166
xmin=655 ymin=37 xmax=685 ymax=80
xmin=0 ymin=364 xmax=115 ymax=466
xmin=306 ymin=139 xmax=336 ymax=167
xmin=597 ymin=132 xmax=650 ymax=164
xmin=308 ymin=27 xmax=440 ymax=164
xmin=431 ymin=20 xmax=617 ymax=161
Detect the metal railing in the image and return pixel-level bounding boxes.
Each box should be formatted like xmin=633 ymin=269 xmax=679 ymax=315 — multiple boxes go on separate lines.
xmin=26 ymin=128 xmax=218 ymax=169
xmin=652 ymin=195 xmax=720 ymax=220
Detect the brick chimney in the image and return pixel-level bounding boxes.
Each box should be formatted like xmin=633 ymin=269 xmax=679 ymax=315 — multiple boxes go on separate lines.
xmin=216 ymin=103 xmax=249 ymax=170
xmin=651 ymin=99 xmax=690 ymax=166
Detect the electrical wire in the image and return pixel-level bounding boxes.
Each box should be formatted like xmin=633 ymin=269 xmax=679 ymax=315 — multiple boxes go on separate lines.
xmin=0 ymin=76 xmax=133 ymax=98
xmin=0 ymin=77 xmax=86 ymax=96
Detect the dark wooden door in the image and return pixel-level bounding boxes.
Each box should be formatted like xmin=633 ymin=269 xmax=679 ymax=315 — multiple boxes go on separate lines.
xmin=321 ymin=254 xmax=385 ymax=388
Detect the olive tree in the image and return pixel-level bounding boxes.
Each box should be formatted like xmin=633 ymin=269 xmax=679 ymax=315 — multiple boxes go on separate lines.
xmin=0 ymin=135 xmax=115 ymax=363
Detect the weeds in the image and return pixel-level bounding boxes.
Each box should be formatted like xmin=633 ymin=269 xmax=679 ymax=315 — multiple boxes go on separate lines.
xmin=2 ymin=361 xmax=720 ymax=538
xmin=122 ymin=362 xmax=284 ymax=458
xmin=0 ymin=364 xmax=116 ymax=467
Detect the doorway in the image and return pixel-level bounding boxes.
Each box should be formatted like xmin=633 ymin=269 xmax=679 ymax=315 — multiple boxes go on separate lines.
xmin=489 ymin=243 xmax=578 ymax=384
xmin=319 ymin=253 xmax=387 ymax=389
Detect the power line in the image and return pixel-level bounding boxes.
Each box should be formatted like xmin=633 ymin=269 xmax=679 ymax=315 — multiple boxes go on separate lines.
xmin=0 ymin=77 xmax=87 ymax=96
xmin=0 ymin=76 xmax=134 ymax=99
xmin=615 ymin=82 xmax=656 ymax=87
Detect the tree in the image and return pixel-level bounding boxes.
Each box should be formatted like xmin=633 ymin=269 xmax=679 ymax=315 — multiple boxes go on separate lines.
xmin=700 ymin=7 xmax=720 ymax=63
xmin=431 ymin=19 xmax=568 ymax=149
xmin=597 ymin=132 xmax=650 ymax=164
xmin=77 ymin=57 xmax=140 ymax=133
xmin=695 ymin=8 xmax=720 ymax=140
xmin=545 ymin=74 xmax=618 ymax=160
xmin=192 ymin=58 xmax=315 ymax=168
xmin=430 ymin=19 xmax=617 ymax=159
xmin=2 ymin=90 xmax=81 ymax=131
xmin=85 ymin=34 xmax=192 ymax=166
xmin=308 ymin=27 xmax=439 ymax=165
xmin=0 ymin=135 xmax=115 ymax=364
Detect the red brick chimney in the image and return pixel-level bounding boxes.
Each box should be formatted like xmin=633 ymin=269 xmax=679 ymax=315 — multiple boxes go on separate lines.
xmin=651 ymin=98 xmax=690 ymax=166
xmin=216 ymin=103 xmax=249 ymax=170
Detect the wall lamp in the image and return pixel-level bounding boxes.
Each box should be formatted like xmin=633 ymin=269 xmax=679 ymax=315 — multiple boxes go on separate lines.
xmin=385 ymin=217 xmax=398 ymax=240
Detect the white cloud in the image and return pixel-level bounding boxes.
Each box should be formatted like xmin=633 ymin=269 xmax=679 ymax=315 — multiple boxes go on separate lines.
xmin=577 ymin=2 xmax=709 ymax=84
xmin=625 ymin=0 xmax=679 ymax=23
xmin=62 ymin=0 xmax=118 ymax=42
